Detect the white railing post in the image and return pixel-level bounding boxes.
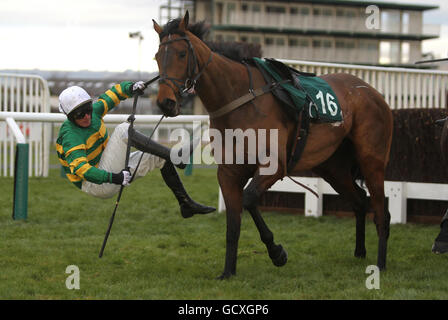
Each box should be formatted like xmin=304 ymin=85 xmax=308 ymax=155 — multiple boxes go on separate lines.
xmin=385 ymin=181 xmax=407 ymax=224
xmin=303 ymin=177 xmax=323 ymax=218
xmin=5 ymin=117 xmax=26 ymax=144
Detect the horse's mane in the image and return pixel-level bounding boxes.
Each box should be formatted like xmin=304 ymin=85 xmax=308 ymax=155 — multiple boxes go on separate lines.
xmin=160 ymin=18 xmax=262 ymax=61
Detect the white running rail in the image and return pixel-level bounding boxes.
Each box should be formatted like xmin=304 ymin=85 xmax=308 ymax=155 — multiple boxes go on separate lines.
xmin=280 ymin=59 xmax=448 ymax=109
xmin=3 ymin=61 xmax=448 ymax=224
xmin=0 ymin=111 xmax=211 ymax=177
xmin=218 ymin=177 xmax=448 ymax=224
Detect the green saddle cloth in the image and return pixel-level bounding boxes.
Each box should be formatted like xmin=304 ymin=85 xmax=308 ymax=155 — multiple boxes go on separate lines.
xmin=252 ymin=57 xmax=343 ymax=123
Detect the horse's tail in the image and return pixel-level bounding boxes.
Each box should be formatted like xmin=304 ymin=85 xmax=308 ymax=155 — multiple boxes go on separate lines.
xmin=343 ymin=138 xmax=365 ymax=188
xmin=351 ymin=160 xmax=365 ymax=188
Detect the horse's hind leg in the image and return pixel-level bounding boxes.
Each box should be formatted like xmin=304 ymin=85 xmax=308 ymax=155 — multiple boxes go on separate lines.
xmin=353 ymin=186 xmax=368 ymax=258
xmin=349 ymin=94 xmax=392 ymax=270
xmin=361 ymin=161 xmax=390 ymax=270
xmin=313 ymin=140 xmax=369 ymax=258
xmin=352 ymin=131 xmax=391 ymax=270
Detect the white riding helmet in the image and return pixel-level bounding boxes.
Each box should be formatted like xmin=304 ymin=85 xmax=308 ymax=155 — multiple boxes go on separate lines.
xmin=58 ymin=86 xmax=92 ymax=115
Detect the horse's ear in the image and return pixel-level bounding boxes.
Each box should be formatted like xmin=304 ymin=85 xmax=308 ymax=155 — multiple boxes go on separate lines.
xmin=153 ymin=19 xmax=163 ymax=35
xmin=179 ymin=10 xmax=189 ymax=31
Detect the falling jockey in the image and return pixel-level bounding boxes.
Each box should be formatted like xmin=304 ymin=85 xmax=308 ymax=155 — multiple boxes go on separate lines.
xmin=56 ymin=81 xmax=215 ymax=218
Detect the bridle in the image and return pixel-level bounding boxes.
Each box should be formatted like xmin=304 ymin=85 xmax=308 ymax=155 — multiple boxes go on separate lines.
xmin=157 ymin=33 xmax=212 ymax=105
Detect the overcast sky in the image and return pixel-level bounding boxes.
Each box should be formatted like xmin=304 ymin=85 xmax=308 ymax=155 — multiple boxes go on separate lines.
xmin=0 ymin=0 xmax=446 ymax=73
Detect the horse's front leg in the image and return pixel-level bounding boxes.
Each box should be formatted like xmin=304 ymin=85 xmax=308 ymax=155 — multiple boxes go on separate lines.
xmin=219 ymin=205 xmax=242 ymax=279
xmin=217 ymin=167 xmax=245 ymax=280
xmin=243 ymin=171 xmax=288 ymax=268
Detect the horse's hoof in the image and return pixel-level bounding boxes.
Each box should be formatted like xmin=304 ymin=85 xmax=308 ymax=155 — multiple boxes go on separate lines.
xmin=270 ymin=244 xmax=288 ymax=267
xmin=354 ymin=249 xmax=366 ymax=258
xmin=432 ymin=240 xmax=448 ymax=254
xmin=377 ymin=263 xmax=386 ymax=271
xmin=216 ymin=272 xmax=234 ymax=280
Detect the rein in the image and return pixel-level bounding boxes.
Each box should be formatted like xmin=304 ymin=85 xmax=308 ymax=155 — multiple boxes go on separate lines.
xmin=99 ymin=75 xmax=162 ymax=258
xmin=287 ymin=176 xmax=319 ymax=198
xmin=127 ymin=75 xmax=164 ymax=183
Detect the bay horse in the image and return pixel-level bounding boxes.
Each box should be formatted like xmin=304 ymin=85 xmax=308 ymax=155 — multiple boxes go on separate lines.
xmin=153 ymin=12 xmax=393 ymax=279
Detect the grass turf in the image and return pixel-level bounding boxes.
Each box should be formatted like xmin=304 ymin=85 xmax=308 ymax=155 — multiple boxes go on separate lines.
xmin=1 ymin=164 xmax=447 ymax=299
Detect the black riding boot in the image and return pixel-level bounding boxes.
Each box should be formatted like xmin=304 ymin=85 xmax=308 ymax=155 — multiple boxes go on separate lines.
xmin=160 ymin=161 xmax=216 ymax=218
xmin=128 ymin=126 xmax=194 ymax=169
xmin=432 ymin=209 xmax=448 ymax=254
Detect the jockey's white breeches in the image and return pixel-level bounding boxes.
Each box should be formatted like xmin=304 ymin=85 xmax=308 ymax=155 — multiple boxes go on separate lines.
xmin=81 ymin=122 xmax=165 ymax=199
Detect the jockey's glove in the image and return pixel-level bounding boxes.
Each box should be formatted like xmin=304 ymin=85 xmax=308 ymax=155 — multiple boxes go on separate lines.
xmin=132 ymin=81 xmax=146 ymax=95
xmin=111 ymin=169 xmax=132 ymax=186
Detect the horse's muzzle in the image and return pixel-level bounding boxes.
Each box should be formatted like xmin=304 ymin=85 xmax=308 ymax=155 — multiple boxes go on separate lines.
xmin=157 ymin=98 xmax=179 ymax=117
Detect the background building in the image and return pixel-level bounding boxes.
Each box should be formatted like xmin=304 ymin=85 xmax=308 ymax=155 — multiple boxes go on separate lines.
xmin=181 ymin=0 xmax=440 ymax=67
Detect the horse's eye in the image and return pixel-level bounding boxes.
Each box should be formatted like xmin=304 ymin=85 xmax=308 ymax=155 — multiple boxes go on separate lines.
xmin=179 ymin=51 xmax=187 ymax=58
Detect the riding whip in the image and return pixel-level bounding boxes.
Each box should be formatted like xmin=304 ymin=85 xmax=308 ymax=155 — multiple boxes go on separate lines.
xmin=99 ymin=75 xmax=162 ymax=258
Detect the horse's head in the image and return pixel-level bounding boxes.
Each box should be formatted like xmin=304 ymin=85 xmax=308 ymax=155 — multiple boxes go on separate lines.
xmin=153 ymin=11 xmax=211 ymax=117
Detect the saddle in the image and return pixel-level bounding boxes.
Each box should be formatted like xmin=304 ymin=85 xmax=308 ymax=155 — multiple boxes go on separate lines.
xmin=250 ymin=58 xmax=314 ymax=121
xmin=249 ymin=57 xmax=342 ymax=173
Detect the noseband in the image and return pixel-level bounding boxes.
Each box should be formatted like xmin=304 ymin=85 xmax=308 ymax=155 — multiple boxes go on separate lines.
xmin=158 ymin=34 xmax=212 ymax=104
